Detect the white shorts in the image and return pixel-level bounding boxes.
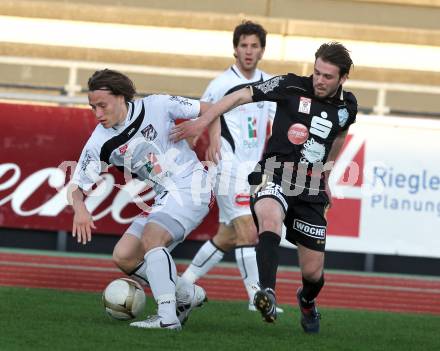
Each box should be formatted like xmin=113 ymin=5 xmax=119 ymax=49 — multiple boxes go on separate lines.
xmin=214 ymin=156 xmax=256 ymax=225
xmin=125 ymin=169 xmax=212 ymax=251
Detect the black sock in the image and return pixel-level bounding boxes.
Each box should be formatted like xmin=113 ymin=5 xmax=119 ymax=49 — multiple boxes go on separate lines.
xmin=256 ymin=231 xmax=281 ymax=290
xmin=300 ymin=275 xmax=325 ymax=307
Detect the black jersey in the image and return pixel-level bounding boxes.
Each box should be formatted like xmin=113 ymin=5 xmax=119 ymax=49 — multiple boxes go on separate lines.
xmin=249 ymin=73 xmax=358 ymax=202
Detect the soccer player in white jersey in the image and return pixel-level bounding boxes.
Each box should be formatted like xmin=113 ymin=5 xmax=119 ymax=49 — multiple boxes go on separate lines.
xmin=181 ymin=21 xmax=282 ymax=313
xmin=68 ymin=69 xmax=213 ymax=330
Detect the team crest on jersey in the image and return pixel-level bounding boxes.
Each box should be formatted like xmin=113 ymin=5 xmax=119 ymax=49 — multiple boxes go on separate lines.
xmin=299 ymin=97 xmax=311 ymax=114
xmin=141 ymin=124 xmax=157 ymax=141
xmin=338 ymin=108 xmax=349 ymax=127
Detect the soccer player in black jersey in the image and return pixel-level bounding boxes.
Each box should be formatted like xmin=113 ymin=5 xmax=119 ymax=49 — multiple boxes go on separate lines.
xmin=171 ymin=42 xmax=358 ymax=333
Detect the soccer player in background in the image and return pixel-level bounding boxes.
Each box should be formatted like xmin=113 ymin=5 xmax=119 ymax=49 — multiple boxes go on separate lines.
xmin=68 ymin=69 xmax=213 ymax=330
xmin=181 ymin=21 xmax=282 ymax=314
xmin=171 ymin=42 xmax=358 ymax=333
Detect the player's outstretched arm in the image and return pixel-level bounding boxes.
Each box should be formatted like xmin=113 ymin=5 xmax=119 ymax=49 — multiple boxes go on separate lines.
xmin=324 ymin=129 xmax=349 ymax=207
xmin=206 ymin=118 xmax=221 ymax=164
xmin=170 ymin=87 xmax=252 ymax=142
xmin=68 ymin=185 xmax=96 ymax=245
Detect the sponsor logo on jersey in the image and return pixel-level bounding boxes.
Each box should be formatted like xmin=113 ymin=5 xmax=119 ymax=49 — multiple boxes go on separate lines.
xmin=293 ymin=219 xmax=326 ymax=239
xmin=247 ymin=116 xmax=257 ymax=138
xmin=141 ymin=124 xmax=158 ymax=142
xmin=145 ymin=153 xmax=162 ymax=174
xmin=119 ymin=144 xmax=128 ymax=155
xmin=287 ymin=123 xmax=309 ymax=145
xmin=127 ymin=127 xmax=136 ymax=136
xmin=310 ymin=112 xmax=333 ymax=139
xmin=299 ymin=97 xmax=312 ymax=114
xmin=243 ymin=139 xmax=258 ymax=149
xmin=338 ymin=108 xmax=349 ymax=127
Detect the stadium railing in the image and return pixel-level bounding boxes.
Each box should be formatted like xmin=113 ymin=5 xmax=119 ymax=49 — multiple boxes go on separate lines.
xmin=1 ymin=56 xmax=440 ymax=118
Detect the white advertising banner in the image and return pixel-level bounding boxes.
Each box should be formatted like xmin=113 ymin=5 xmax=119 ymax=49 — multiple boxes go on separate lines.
xmin=318 ymin=115 xmax=440 ymax=258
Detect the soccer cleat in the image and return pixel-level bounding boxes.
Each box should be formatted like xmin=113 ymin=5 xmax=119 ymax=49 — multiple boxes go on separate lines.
xmin=253 ymin=288 xmax=278 ymax=323
xmin=248 ymin=302 xmax=284 ymax=313
xmin=296 ymin=288 xmax=321 ymax=333
xmin=130 ymin=315 xmax=182 ymax=331
xmin=176 ymin=284 xmax=207 ymax=325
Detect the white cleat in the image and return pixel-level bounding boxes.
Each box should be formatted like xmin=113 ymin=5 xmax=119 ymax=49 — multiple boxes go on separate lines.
xmin=248 ymin=302 xmax=284 ymax=313
xmin=130 ymin=315 xmax=181 ymax=331
xmin=176 ymin=284 xmax=207 ymax=325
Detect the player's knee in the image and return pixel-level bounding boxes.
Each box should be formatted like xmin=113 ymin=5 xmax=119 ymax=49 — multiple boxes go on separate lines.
xmin=302 ymin=266 xmax=324 ymax=282
xmin=254 ymin=206 xmax=283 ymax=233
xmin=212 ymin=234 xmax=235 ymax=252
xmin=141 ymin=232 xmax=172 ymax=253
xmin=112 ymin=247 xmax=134 ymax=272
xmin=233 ymin=217 xmax=258 ymax=245
xmin=257 ymin=215 xmax=282 ymax=233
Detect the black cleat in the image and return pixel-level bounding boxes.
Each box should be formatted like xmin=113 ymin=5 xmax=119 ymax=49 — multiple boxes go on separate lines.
xmin=296 ymin=288 xmax=321 ymax=333
xmin=253 ymin=288 xmax=277 ymax=323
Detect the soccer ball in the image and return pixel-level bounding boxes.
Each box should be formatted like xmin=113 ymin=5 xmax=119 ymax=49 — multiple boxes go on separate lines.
xmin=102 ymin=278 xmax=146 ymax=320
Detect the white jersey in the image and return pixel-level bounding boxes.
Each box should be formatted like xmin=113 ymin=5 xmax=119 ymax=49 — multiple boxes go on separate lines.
xmin=72 ymin=95 xmax=203 ymax=193
xmin=201 ymin=64 xmax=276 ymax=164
xmin=202 ymin=65 xmax=276 ymax=224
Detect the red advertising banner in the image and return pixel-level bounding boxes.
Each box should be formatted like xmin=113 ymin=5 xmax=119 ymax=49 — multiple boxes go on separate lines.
xmin=0 ymin=102 xmax=218 ymax=240
xmin=0 ymin=101 xmax=358 ymax=244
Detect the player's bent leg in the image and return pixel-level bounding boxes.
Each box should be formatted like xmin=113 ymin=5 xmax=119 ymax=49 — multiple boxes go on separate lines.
xmin=112 ymin=233 xmax=144 ymax=274
xmin=232 ymin=215 xmax=262 ymax=311
xmin=252 ymin=198 xmax=285 ymax=321
xmin=297 ymin=244 xmax=324 ymax=282
xmin=254 ymin=198 xmax=284 ymax=290
xmin=181 ymin=224 xmax=236 ymax=284
xmin=130 ymin=222 xmax=181 ymax=330
xmin=296 ymin=244 xmax=324 ymax=333
xmin=233 ymin=215 xmax=257 ymax=246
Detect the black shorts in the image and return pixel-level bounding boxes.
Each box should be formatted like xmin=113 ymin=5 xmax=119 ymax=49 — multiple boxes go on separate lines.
xmin=249 ymin=174 xmax=329 ymax=252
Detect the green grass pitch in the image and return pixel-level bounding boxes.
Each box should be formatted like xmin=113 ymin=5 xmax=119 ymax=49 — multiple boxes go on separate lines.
xmin=0 ymin=286 xmax=439 ymax=351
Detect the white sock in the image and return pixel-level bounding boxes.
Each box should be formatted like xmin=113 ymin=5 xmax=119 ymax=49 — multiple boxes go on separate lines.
xmin=144 ymin=247 xmax=177 ymax=322
xmin=131 ymin=260 xmax=150 ymax=287
xmin=235 ymin=246 xmax=260 ymax=302
xmin=181 ymin=240 xmax=224 ymax=283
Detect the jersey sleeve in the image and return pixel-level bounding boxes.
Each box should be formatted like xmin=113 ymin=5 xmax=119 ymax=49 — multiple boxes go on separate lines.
xmin=166 ymin=95 xmax=201 ymax=120
xmin=341 ymin=91 xmax=358 ymax=131
xmin=71 ymin=139 xmax=103 ymax=192
xmin=200 ymin=79 xmax=224 ymax=103
xmin=250 ymin=74 xmax=293 ymax=103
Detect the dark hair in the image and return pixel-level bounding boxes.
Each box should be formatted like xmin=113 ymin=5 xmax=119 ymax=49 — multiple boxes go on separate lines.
xmin=87 ymin=69 xmax=136 ymax=103
xmin=315 ymin=42 xmax=353 ymax=77
xmin=233 ymin=20 xmax=267 ymax=48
